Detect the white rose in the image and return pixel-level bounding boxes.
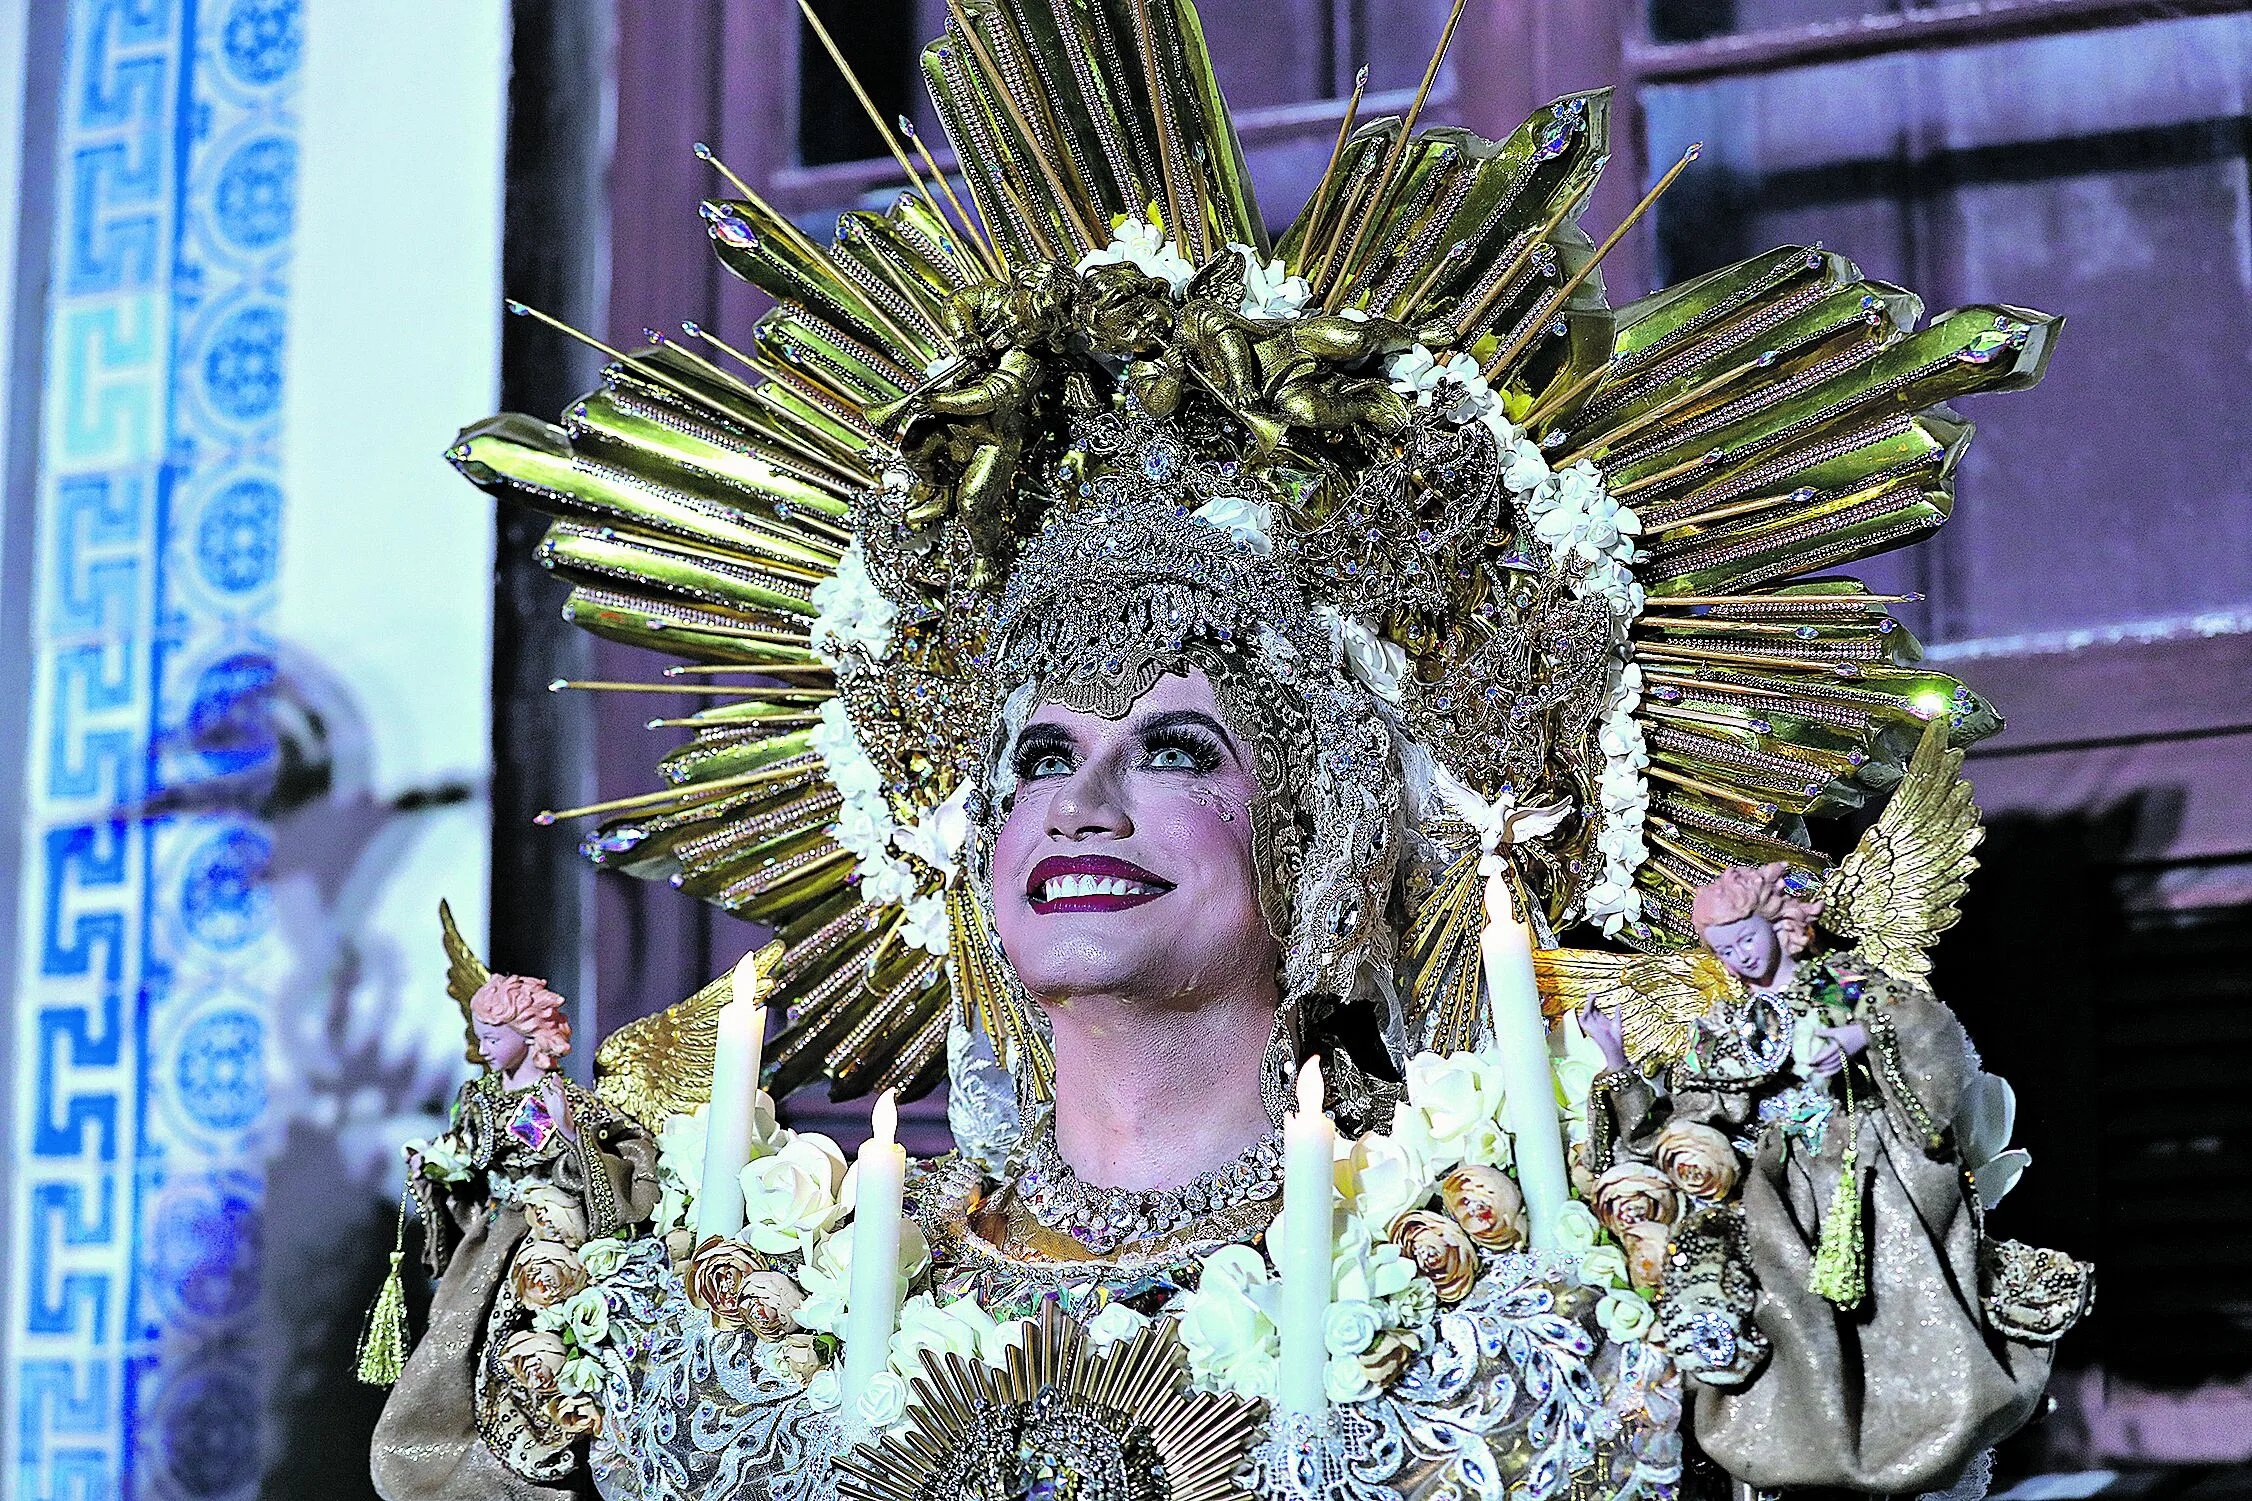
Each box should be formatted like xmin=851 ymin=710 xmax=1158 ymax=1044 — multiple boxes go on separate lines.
xmin=1338 ymin=1130 xmax=1434 ymax=1232
xmin=1597 ymin=1289 xmax=1656 ymax=1341
xmin=1084 ymin=1301 xmax=1152 ymax=1349
xmin=561 ymin=1287 xmax=611 ymax=1348
xmin=1323 ymin=1299 xmax=1383 ymax=1359
xmin=1326 ymin=1350 xmax=1382 ymax=1405
xmin=738 ymin=1133 xmax=849 ymax=1254
xmin=576 ymin=1237 xmax=631 ymax=1281
xmin=891 ymin=1294 xmax=983 ymax=1372
xmin=1178 ymin=1245 xmax=1279 ymax=1399
xmin=1578 ymin=1244 xmax=1632 ymax=1290
xmin=795 ymin=1222 xmax=930 ymax=1336
xmin=1402 ymin=1052 xmax=1512 ymax=1168
xmin=557 ymin=1353 xmax=606 ymax=1396
xmin=856 ymin=1369 xmax=911 ymax=1430
xmin=1553 ymin=1200 xmax=1602 ymax=1257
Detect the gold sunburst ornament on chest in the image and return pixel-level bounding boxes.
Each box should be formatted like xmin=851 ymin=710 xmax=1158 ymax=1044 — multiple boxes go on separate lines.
xmin=832 ymin=1303 xmax=1259 ymax=1501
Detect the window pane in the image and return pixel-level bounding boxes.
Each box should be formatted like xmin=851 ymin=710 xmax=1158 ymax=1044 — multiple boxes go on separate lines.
xmin=799 ymin=8 xmax=922 ymax=166
xmin=1643 ymin=16 xmax=2252 ymax=647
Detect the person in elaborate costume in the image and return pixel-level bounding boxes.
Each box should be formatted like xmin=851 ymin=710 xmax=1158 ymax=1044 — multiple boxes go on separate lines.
xmin=369 ymin=906 xmax=660 ymax=1501
xmin=377 ymin=1 xmax=2095 ymax=1494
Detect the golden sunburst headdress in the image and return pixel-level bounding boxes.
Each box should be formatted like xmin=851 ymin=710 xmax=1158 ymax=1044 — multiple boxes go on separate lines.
xmin=450 ymin=0 xmax=2055 ymax=1114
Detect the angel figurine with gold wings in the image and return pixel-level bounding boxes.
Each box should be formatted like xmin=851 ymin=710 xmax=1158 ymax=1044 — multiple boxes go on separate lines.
xmin=1568 ymin=724 xmax=2094 ymax=1492
xmin=368 ymin=903 xmax=662 ymax=1501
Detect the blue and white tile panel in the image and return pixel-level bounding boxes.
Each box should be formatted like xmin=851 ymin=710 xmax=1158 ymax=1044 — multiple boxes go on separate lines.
xmin=8 ymin=2 xmax=302 ymax=1497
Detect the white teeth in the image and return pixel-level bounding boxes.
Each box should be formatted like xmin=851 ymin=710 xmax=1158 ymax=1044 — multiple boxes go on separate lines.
xmin=1038 ymin=872 xmax=1162 ymax=902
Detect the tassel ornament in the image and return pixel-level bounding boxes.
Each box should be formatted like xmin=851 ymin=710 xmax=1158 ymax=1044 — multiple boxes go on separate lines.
xmin=1809 ymin=1073 xmax=1867 ymax=1310
xmin=356 ymin=1199 xmax=414 ymax=1386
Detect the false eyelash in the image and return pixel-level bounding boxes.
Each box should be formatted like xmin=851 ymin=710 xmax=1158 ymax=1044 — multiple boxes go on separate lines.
xmin=1141 ymin=725 xmax=1225 ymax=773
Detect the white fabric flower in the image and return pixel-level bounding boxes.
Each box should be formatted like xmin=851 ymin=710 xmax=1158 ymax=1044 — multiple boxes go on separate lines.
xmin=899 ymin=892 xmax=951 ymax=955
xmin=1076 ymin=213 xmax=1195 ymax=294
xmin=1597 ymin=1289 xmax=1656 ymax=1341
xmin=576 ymin=1237 xmax=631 ymax=1281
xmin=1231 ymin=242 xmax=1313 ymax=320
xmin=561 ymin=1287 xmax=611 ymax=1348
xmin=1954 ymin=1072 xmax=2032 ymax=1210
xmin=1323 ymin=1299 xmax=1384 ymax=1360
xmin=793 ymin=1221 xmax=931 ymax=1337
xmin=892 ymin=782 xmax=973 ymax=879
xmin=1084 ymin=1301 xmax=1153 ymax=1348
xmin=1338 ymin=1129 xmax=1435 ymax=1233
xmin=855 ymin=1369 xmax=910 ymax=1430
xmin=406 ymin=1134 xmax=471 ymax=1184
xmin=557 ymin=1353 xmax=605 ymax=1396
xmin=1578 ymin=1244 xmax=1632 ymax=1291
xmin=1501 ymin=435 xmax=1554 ymax=497
xmin=1192 ymin=493 xmax=1274 ymax=554
xmin=1553 ymin=1200 xmax=1602 ymax=1257
xmin=1402 ymin=1051 xmax=1512 ymax=1170
xmin=738 ymin=1133 xmax=849 ymax=1254
xmin=808 ymin=542 xmax=897 ymax=663
xmin=1318 ymin=607 xmax=1407 ymax=704
xmin=1177 ymin=1244 xmax=1280 ymax=1399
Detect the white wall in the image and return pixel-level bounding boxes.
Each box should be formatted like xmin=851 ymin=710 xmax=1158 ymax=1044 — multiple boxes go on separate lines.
xmin=273 ymin=0 xmax=509 ymax=1158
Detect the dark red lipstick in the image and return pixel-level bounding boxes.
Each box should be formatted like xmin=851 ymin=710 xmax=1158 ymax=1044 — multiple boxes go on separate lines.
xmin=1025 ymin=853 xmax=1174 ymax=914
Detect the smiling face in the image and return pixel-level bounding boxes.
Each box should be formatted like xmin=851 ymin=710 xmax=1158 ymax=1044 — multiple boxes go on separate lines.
xmin=991 ymin=669 xmax=1278 ymax=1011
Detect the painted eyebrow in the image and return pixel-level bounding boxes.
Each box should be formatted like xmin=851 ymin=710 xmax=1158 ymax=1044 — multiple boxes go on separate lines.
xmin=1132 ymin=708 xmax=1247 ymax=770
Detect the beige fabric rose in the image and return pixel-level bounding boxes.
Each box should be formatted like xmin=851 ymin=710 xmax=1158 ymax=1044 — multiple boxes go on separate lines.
xmin=1653 ymin=1120 xmax=1740 ymax=1201
xmin=498 ymin=1329 xmax=568 ymax=1395
xmin=1591 ymin=1162 xmax=1679 ymax=1236
xmin=1389 ymin=1210 xmax=1479 ymax=1303
xmin=1620 ymin=1222 xmax=1671 ymax=1295
xmin=509 ymin=1239 xmax=590 ymax=1312
xmin=1360 ymin=1328 xmax=1421 ymax=1388
xmin=738 ymin=1270 xmax=807 ymax=1341
xmin=544 ymin=1391 xmax=603 ymax=1438
xmin=779 ymin=1332 xmax=825 ymax=1385
xmin=519 ymin=1184 xmax=590 ymax=1246
xmin=686 ymin=1238 xmax=766 ymax=1331
xmin=1439 ymin=1165 xmax=1528 ymax=1251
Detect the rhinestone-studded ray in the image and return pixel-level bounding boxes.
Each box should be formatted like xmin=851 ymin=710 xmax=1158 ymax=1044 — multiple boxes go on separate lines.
xmin=450 ymin=0 xmax=2064 ymax=1117
xmin=832 ymin=1304 xmax=1261 ymax=1501
xmin=1540 ymin=246 xmax=2056 ymax=942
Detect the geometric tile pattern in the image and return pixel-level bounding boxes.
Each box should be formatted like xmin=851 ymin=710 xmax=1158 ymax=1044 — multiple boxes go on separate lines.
xmin=7 ymin=3 xmax=299 ymax=1495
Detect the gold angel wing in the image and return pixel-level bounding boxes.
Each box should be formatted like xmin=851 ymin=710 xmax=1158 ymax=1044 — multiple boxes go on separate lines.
xmin=595 ymin=940 xmax=785 ymax=1128
xmin=1535 ymin=945 xmax=1742 ymax=1073
xmin=438 ymin=898 xmax=491 ymax=1064
xmin=1817 ymin=717 xmax=1982 ymax=981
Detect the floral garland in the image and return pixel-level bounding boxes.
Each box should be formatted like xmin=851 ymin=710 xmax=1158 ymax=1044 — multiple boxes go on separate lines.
xmin=1382 ymin=344 xmax=1651 ymax=935
xmin=806 ymin=543 xmax=963 ymax=954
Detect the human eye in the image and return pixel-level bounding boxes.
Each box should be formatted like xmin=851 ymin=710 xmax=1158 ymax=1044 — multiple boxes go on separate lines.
xmin=1141 ymin=727 xmax=1224 ymax=774
xmin=1013 ymin=731 xmax=1075 ymax=781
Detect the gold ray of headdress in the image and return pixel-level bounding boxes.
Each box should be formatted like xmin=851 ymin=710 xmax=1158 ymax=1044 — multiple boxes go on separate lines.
xmin=450 ymin=0 xmax=2054 ymax=1100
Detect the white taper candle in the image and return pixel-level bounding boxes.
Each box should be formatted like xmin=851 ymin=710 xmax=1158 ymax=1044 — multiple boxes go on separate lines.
xmin=841 ymin=1090 xmax=906 ymax=1431
xmin=1276 ymin=1057 xmax=1335 ymax=1418
xmin=694 ymin=950 xmax=768 ymax=1241
xmin=1480 ymin=868 xmax=1571 ymax=1250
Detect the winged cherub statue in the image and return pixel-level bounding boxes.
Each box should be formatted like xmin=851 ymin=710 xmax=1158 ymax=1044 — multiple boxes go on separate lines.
xmin=1576 ymin=725 xmax=2093 ymax=1492
xmin=370 ymin=903 xmax=660 ymax=1501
